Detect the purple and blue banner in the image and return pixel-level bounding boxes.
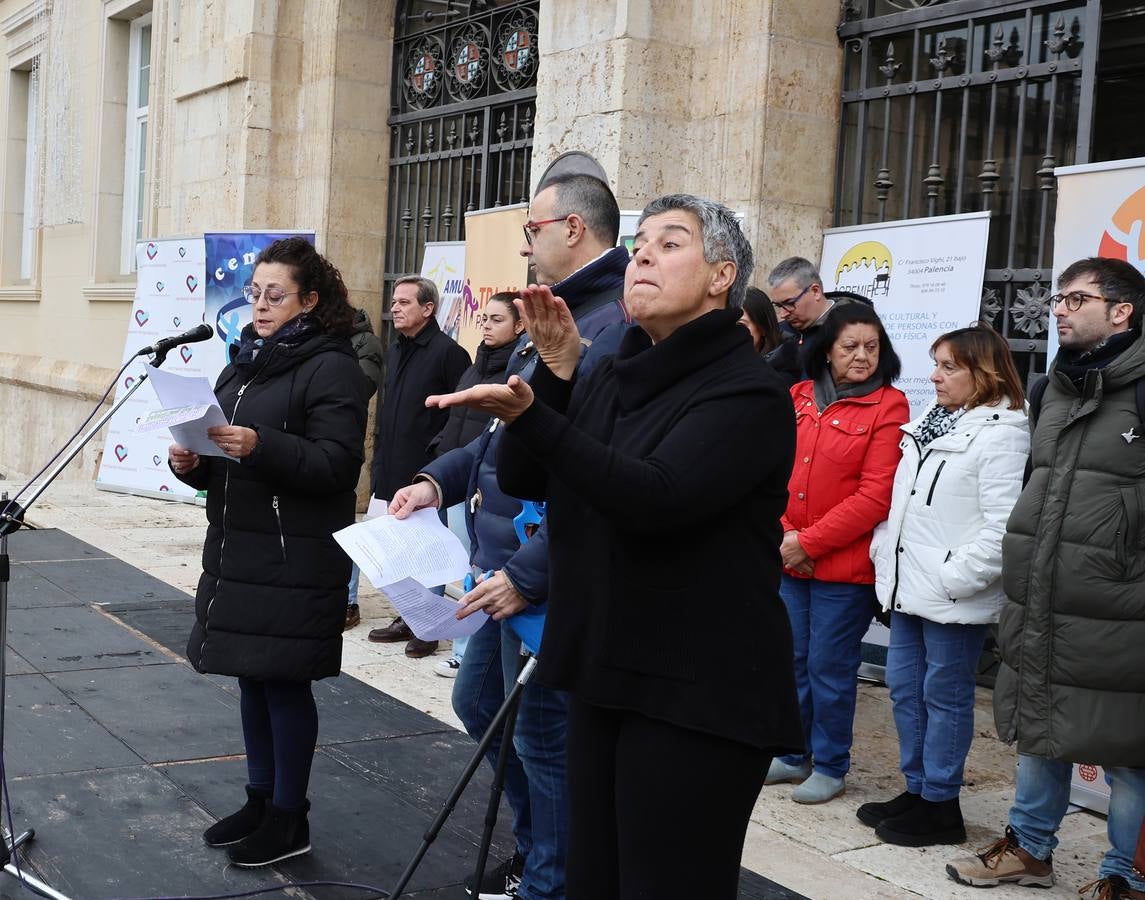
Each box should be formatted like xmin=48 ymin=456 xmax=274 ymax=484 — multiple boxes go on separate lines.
xmin=202 ymin=231 xmax=314 ymax=374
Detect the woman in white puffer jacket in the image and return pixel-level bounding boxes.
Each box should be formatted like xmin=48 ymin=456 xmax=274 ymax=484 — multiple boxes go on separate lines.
xmin=860 ymin=326 xmax=1029 ymax=849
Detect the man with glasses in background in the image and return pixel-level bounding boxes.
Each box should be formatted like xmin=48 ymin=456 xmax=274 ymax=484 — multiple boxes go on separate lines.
xmin=947 ymin=257 xmax=1145 ymax=898
xmin=765 ymin=256 xmax=862 ymax=380
xmin=399 ymin=171 xmax=629 ymax=900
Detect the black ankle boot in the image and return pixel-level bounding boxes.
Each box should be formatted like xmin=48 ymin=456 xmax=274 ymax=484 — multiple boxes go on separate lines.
xmin=856 ymin=790 xmax=921 ymax=828
xmin=203 ymin=785 xmax=269 ymax=847
xmin=875 ymin=796 xmax=966 ymax=847
xmin=227 ymin=799 xmax=311 ymax=867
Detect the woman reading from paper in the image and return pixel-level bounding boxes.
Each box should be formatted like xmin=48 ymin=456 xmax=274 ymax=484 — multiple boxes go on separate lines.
xmin=426 ymin=195 xmax=803 ymax=900
xmin=169 ymin=237 xmax=367 ymax=868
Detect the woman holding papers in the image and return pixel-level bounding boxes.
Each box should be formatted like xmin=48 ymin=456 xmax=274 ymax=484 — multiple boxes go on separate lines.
xmin=169 ymin=237 xmax=367 ymax=868
xmin=427 ymin=195 xmax=803 ymax=900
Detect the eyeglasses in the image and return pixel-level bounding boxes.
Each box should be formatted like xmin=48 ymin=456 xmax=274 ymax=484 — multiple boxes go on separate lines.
xmin=771 ymin=285 xmax=812 ymax=311
xmin=522 ymin=216 xmax=567 ymax=246
xmin=242 ymin=286 xmax=302 ymax=306
xmin=1049 ymin=290 xmax=1112 ymax=312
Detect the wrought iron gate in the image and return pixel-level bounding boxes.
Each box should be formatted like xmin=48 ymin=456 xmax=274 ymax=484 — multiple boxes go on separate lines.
xmin=384 ymin=0 xmax=540 ymax=322
xmin=836 ymin=0 xmax=1102 ymax=379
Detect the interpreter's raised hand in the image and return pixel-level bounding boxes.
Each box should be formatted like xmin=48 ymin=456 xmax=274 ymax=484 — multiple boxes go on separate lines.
xmin=457 ymin=570 xmax=529 ymax=621
xmin=426 ymin=375 xmax=534 ymax=425
xmin=389 ymin=480 xmax=440 ymax=519
xmin=780 ymin=530 xmax=815 ymax=576
xmin=168 ymin=443 xmax=200 ymax=475
xmin=207 ymin=425 xmax=258 ymax=459
xmin=516 ymin=284 xmax=582 ymax=381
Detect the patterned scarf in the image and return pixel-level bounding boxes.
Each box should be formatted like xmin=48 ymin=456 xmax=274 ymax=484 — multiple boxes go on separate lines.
xmin=233 ymin=314 xmax=320 ymax=370
xmin=914 ymin=403 xmax=965 ymax=448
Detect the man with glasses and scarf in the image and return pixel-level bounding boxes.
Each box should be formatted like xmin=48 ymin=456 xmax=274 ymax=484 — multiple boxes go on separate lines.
xmin=390 ymin=172 xmax=629 ymax=900
xmin=765 ymin=256 xmax=863 ymax=382
xmin=947 ymin=257 xmax=1145 ymax=899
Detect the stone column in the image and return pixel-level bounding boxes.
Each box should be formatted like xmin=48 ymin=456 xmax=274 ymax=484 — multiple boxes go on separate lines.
xmin=532 ymin=0 xmax=842 ymax=274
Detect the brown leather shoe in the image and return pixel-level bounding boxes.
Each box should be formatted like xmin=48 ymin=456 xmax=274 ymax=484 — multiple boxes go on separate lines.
xmin=343 ymin=605 xmax=361 ymax=632
xmin=368 ymin=617 xmax=414 ymax=643
xmin=404 ymin=638 xmax=439 ymax=658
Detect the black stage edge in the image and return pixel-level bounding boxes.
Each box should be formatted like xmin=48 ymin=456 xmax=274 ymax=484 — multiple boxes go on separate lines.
xmin=1 ymin=528 xmax=805 ymax=900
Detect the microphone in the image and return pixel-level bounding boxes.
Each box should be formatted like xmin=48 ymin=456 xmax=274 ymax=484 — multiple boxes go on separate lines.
xmin=136 ymin=323 xmax=214 ymax=357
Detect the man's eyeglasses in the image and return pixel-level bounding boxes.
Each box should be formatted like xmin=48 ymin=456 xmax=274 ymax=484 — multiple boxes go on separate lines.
xmin=242 ymin=286 xmax=301 ymax=306
xmin=522 ymin=216 xmax=568 ymax=246
xmin=1049 ymin=290 xmax=1112 ymax=312
xmin=771 ymin=285 xmax=811 ymax=312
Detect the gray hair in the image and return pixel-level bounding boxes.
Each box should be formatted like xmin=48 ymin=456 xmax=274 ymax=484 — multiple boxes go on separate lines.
xmin=766 ymin=256 xmax=822 ymax=291
xmin=393 ymin=275 xmax=440 ymax=309
xmin=637 ymin=194 xmax=754 ymax=308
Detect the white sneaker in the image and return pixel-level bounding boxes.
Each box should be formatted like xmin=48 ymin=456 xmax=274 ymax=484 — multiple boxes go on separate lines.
xmin=434 ymin=655 xmax=461 ymax=678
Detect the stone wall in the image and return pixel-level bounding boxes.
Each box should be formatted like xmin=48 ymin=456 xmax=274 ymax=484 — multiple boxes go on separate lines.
xmin=532 ymin=0 xmax=843 ymax=277
xmin=0 ymin=0 xmax=393 ymax=484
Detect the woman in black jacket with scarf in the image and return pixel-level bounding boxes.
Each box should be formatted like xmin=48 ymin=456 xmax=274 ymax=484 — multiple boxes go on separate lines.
xmin=428 ymin=292 xmax=524 ymax=457
xmin=169 ymin=237 xmax=367 ymax=868
xmin=428 ymin=195 xmax=803 ymax=900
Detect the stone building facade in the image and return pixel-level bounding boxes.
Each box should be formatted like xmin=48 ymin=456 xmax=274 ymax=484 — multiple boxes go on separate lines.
xmin=0 ymin=0 xmax=843 ymax=482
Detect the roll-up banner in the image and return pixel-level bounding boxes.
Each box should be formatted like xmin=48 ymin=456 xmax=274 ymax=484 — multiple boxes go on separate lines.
xmin=821 ymin=211 xmax=991 ymax=419
xmin=1049 ymin=156 xmax=1145 ymax=359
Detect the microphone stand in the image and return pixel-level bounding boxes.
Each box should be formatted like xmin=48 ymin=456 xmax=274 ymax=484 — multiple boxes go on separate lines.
xmin=0 ymin=346 xmax=173 ymax=900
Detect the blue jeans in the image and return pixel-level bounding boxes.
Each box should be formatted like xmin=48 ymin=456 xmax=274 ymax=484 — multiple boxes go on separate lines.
xmin=1009 ymin=753 xmax=1145 ymax=890
xmin=452 ymin=616 xmax=569 ymax=900
xmin=779 ymin=576 xmax=876 ymax=778
xmin=347 ymin=563 xmax=360 ymax=606
xmin=885 ymin=613 xmax=987 ymax=801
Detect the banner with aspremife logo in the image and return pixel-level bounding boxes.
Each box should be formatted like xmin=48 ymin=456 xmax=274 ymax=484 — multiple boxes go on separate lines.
xmin=821 ymin=211 xmax=990 ymax=419
xmin=96 ymin=238 xmax=208 ymax=501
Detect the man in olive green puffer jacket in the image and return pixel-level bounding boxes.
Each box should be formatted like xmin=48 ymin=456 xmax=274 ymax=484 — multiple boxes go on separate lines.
xmin=947 ymin=257 xmax=1145 ymax=897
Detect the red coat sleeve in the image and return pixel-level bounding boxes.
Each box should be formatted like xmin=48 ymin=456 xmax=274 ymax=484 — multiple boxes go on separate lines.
xmin=797 ymin=388 xmax=909 ymax=560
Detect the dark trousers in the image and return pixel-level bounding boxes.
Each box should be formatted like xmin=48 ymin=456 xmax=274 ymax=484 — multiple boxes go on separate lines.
xmin=238 ymin=677 xmax=318 ymax=811
xmin=565 ymin=698 xmax=770 ymax=900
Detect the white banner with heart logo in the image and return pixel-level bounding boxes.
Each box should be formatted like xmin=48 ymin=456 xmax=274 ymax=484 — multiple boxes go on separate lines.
xmin=96 ymin=237 xmax=210 ymax=501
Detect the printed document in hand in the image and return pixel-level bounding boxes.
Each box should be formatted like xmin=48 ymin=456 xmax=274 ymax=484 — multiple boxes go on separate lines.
xmin=380 ymin=577 xmax=489 ymax=640
xmin=142 ymin=364 xmax=229 ymax=457
xmin=332 ymin=507 xmax=470 ymax=590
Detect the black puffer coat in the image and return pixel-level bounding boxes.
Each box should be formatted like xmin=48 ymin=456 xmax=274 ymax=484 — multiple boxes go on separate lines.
xmin=428 ymin=339 xmax=516 ymax=457
xmin=178 ymin=332 xmax=368 ymax=682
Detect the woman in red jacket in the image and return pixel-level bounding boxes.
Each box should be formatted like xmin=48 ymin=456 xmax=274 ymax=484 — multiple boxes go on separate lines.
xmin=764 ymin=302 xmax=909 ymax=804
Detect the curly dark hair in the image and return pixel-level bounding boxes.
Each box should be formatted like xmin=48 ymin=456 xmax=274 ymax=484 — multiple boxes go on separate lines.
xmin=254 ymin=237 xmax=355 ymax=336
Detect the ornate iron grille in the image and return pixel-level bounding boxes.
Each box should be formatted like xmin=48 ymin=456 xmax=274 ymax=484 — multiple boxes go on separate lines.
xmin=836 ymin=0 xmax=1101 ymax=380
xmin=384 ymin=0 xmax=539 ymax=314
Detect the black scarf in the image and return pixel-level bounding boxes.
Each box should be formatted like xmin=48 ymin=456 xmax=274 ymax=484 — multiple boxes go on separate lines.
xmin=1055 ymin=329 xmax=1139 ymax=388
xmin=233 ymin=314 xmax=321 ymax=371
xmin=812 ymin=368 xmax=884 ymax=412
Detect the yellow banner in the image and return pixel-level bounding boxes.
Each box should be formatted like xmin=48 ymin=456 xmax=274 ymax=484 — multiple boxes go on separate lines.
xmin=459 ymin=204 xmax=529 ymax=356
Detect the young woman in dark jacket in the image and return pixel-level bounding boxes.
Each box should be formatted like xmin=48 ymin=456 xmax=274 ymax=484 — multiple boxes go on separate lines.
xmin=169 ymin=237 xmax=367 ymax=868
xmin=427 ymin=195 xmax=803 ymax=900
xmin=429 ymin=292 xmax=523 ymax=457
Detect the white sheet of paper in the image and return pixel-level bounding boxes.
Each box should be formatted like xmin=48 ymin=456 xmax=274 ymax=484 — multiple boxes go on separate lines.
xmin=381 ymin=577 xmax=489 ymax=640
xmin=135 ymin=404 xmax=214 ymax=434
xmin=366 ymin=497 xmax=390 ymax=519
xmin=146 ymin=364 xmax=230 ymax=457
xmin=332 ymin=506 xmax=470 ymax=590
